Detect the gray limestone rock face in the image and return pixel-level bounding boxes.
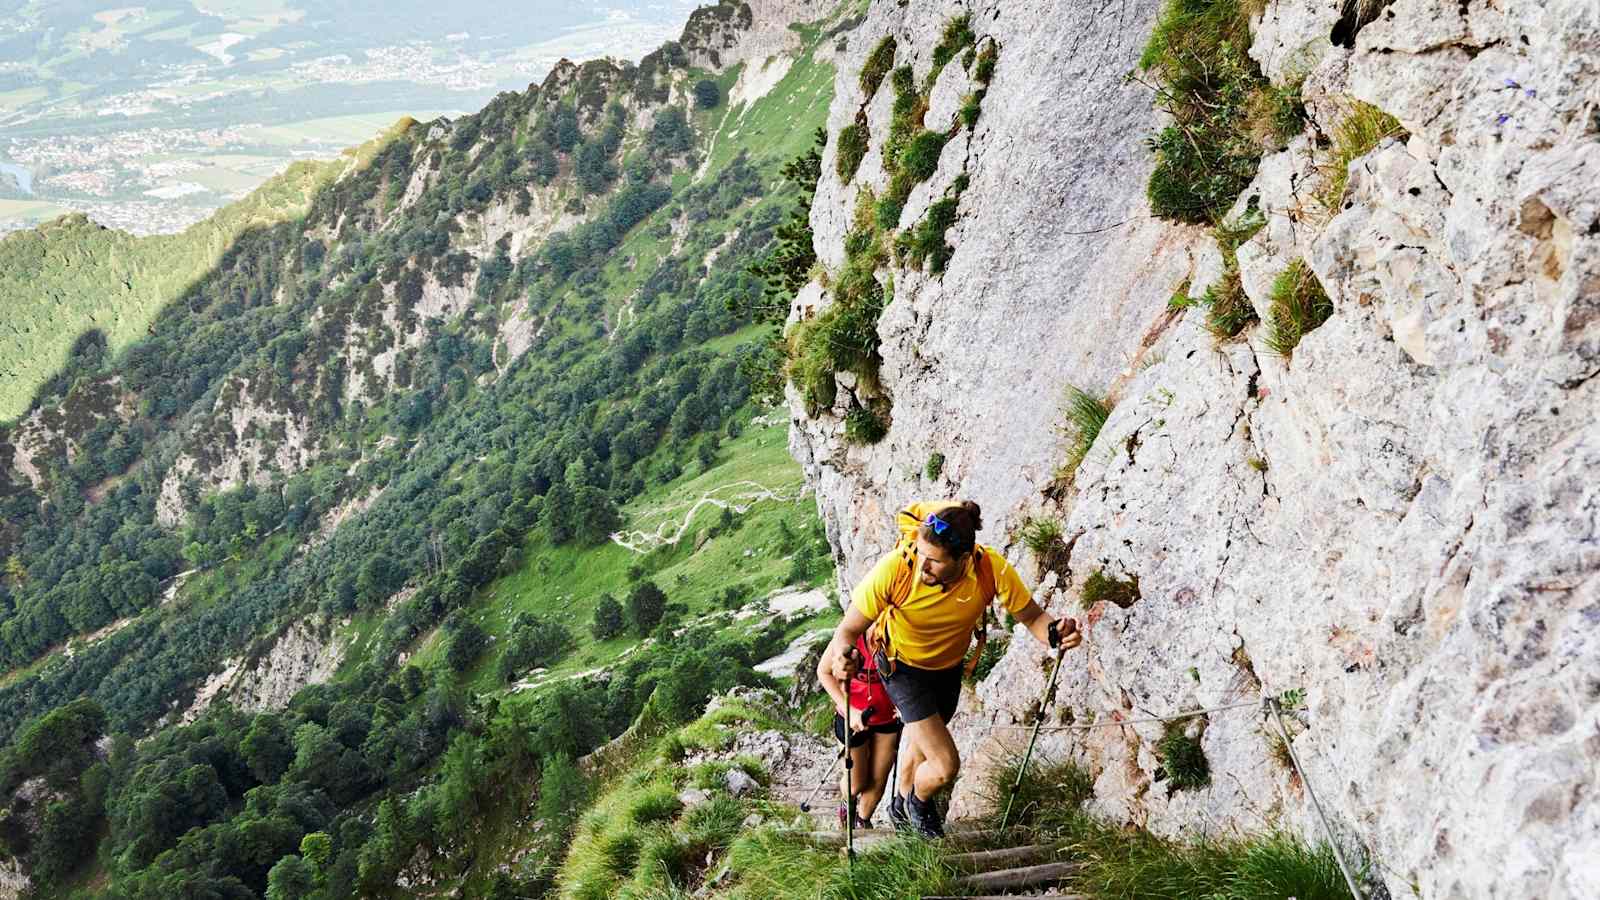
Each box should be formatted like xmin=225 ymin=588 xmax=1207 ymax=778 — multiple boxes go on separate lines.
xmin=788 ymin=0 xmax=1600 ymax=897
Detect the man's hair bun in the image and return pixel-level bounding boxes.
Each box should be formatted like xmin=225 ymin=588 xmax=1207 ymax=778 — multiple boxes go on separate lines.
xmin=959 ymin=500 xmax=983 ymax=533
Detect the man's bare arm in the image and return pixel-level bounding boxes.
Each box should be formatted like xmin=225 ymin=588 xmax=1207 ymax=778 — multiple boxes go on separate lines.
xmin=817 ymin=605 xmax=873 ymax=714
xmin=1013 ymin=599 xmax=1081 ymax=650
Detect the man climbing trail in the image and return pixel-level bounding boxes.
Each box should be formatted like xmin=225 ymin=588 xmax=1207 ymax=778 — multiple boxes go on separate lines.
xmin=816 ymin=633 xmax=902 ymax=830
xmin=822 ymin=500 xmax=1081 ymax=839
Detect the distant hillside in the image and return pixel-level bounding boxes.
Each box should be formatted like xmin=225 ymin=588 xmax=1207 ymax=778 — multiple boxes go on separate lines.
xmin=0 ymin=151 xmax=357 ymax=421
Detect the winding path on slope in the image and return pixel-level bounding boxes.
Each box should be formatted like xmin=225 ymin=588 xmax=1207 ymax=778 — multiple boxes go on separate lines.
xmin=609 ymin=479 xmax=807 ymax=554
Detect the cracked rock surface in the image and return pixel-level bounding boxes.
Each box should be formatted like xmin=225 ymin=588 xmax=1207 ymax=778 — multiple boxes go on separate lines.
xmin=788 ymin=0 xmax=1599 ymax=896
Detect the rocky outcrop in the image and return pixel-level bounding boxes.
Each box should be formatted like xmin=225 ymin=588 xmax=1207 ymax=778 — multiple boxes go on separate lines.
xmin=0 ymin=856 xmax=28 ymax=899
xmin=183 ymin=617 xmax=348 ymax=722
xmin=156 ymin=374 xmax=318 ymax=526
xmin=7 ymin=375 xmax=134 ymax=493
xmin=683 ymin=0 xmax=832 ymax=70
xmin=791 ymin=0 xmax=1599 ymax=897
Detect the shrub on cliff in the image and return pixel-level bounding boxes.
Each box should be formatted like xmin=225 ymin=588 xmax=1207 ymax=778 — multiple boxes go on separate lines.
xmin=1139 ymin=0 xmax=1299 ymax=223
xmin=834 ymin=120 xmax=869 ymax=184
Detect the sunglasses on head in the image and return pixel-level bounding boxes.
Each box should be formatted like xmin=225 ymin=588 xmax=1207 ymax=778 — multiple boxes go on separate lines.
xmin=925 ymin=512 xmax=950 ymax=535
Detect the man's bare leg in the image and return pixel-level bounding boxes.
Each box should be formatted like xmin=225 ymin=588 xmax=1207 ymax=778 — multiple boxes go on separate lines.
xmin=902 ymin=715 xmax=959 ymax=801
xmin=858 ymin=730 xmax=899 ymax=822
xmin=897 ymin=733 xmax=924 ymax=799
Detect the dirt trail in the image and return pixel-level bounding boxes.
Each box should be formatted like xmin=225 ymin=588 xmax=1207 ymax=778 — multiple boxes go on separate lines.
xmin=609 ymin=479 xmax=806 ymax=554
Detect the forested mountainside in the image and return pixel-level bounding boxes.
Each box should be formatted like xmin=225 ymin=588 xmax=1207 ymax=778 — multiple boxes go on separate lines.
xmin=0 ymin=1 xmax=848 ymax=895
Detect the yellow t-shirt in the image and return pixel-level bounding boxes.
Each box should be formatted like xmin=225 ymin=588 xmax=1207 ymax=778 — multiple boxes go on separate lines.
xmin=850 ymin=502 xmax=1034 ymax=670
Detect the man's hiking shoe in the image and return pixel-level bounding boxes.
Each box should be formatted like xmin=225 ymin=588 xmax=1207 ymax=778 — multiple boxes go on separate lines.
xmin=905 ymin=791 xmax=945 ymax=839
xmin=852 ymin=814 xmax=873 ymax=830
xmin=889 ymin=794 xmax=912 ymax=833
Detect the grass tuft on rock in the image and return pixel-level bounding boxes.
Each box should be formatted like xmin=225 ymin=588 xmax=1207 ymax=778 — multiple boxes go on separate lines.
xmin=1021 ymin=517 xmax=1065 ymax=556
xmin=899 ymin=196 xmax=960 ymax=273
xmin=1263 ymin=258 xmax=1333 ymax=357
xmin=899 ymin=130 xmax=947 ymax=181
xmin=1201 ymin=207 xmax=1267 ymax=341
xmin=1057 ymin=385 xmax=1112 ymax=480
xmin=927 ymin=15 xmax=976 ymax=88
xmin=1081 ymin=569 xmax=1140 ymax=609
xmin=973 ymin=41 xmax=999 ymax=83
xmin=1319 ymin=100 xmax=1406 ymax=213
xmin=985 ymin=755 xmax=1096 ymax=831
xmin=959 ymin=91 xmax=985 ymax=128
xmin=1157 ymin=723 xmax=1211 ymax=791
xmin=965 ymin=634 xmax=1009 ymax=684
xmin=859 ymin=36 xmax=897 ymax=99
xmin=1139 ymin=0 xmax=1285 ymax=223
xmin=834 ymin=121 xmax=869 ymax=184
xmin=844 ymin=403 xmax=889 ymax=445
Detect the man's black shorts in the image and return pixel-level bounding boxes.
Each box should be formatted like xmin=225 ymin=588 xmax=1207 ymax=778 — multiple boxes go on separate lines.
xmin=876 ymin=652 xmax=963 ymax=725
xmin=833 ymin=712 xmax=903 ymax=747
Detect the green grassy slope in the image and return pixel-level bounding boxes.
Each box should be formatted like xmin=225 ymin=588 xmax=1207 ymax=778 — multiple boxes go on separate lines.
xmin=353 ymin=415 xmax=833 ymax=696
xmin=0 ymin=119 xmax=414 ymax=421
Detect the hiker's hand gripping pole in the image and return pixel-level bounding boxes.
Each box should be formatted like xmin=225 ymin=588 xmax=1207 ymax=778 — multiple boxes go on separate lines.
xmin=1000 ymin=619 xmax=1076 ymax=831
xmin=832 ymin=644 xmax=862 ymax=682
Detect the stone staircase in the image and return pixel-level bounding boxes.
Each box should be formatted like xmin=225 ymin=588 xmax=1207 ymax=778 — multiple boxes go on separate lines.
xmin=797 ymin=814 xmax=1085 ymax=898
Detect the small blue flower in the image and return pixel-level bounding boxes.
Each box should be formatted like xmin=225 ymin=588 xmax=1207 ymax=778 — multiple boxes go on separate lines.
xmin=1494 ymin=113 xmax=1511 ymax=127
xmin=1503 ymin=77 xmax=1521 ymax=89
xmin=1524 ymin=87 xmax=1537 ymax=97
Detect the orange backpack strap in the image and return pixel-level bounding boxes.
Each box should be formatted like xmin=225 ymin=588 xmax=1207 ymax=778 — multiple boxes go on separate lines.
xmin=962 ymin=549 xmax=998 ymax=677
xmin=865 ymin=533 xmax=918 ymax=671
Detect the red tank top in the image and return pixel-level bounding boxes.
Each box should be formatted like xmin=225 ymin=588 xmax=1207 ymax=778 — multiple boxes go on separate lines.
xmin=847 ymin=635 xmax=898 ymax=726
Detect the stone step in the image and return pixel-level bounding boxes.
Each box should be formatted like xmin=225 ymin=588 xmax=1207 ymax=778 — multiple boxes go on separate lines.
xmin=954 ymin=861 xmax=1084 ymax=892
xmin=796 ymin=825 xmax=1004 ymax=848
xmin=921 ymin=894 xmax=1089 ymax=899
xmin=942 ymin=843 xmax=1060 ymax=871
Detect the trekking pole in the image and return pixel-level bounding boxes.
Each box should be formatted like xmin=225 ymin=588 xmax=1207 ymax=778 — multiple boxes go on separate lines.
xmin=804 ymin=645 xmax=862 ymax=813
xmin=1000 ymin=637 xmax=1069 ymax=831
xmin=799 ymin=744 xmax=844 ymax=813
xmin=845 ymin=739 xmax=856 ymax=865
xmin=845 ymin=704 xmax=876 ymax=868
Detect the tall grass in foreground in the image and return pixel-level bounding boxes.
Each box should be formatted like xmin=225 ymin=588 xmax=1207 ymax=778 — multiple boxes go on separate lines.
xmin=982 ymin=754 xmax=1359 ymax=900
xmin=721 ymin=829 xmax=953 ymax=900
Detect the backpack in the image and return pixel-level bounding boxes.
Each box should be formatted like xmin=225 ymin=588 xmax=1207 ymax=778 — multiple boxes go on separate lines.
xmin=865 ymin=505 xmax=999 ymax=676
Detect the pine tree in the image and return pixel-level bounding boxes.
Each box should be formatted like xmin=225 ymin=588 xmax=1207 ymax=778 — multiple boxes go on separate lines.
xmin=743 ymin=128 xmax=825 ymax=322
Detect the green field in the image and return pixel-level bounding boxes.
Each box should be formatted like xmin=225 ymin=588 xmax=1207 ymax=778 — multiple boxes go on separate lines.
xmin=0 ymin=198 xmax=70 ymax=222
xmin=0 ymin=86 xmax=50 ymax=113
xmin=374 ymin=415 xmax=832 ymax=696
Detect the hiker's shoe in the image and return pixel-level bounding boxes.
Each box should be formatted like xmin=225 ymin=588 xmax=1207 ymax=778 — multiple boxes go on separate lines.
xmin=905 ymin=791 xmax=945 ymax=839
xmin=836 ymin=804 xmax=848 ymax=830
xmin=852 ymin=814 xmax=873 ymax=830
xmin=888 ymin=794 xmax=912 ymax=833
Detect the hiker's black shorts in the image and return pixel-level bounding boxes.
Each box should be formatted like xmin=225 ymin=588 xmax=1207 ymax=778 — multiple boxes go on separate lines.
xmin=833 ymin=713 xmax=904 ymax=748
xmin=876 ymin=654 xmax=962 ymax=725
